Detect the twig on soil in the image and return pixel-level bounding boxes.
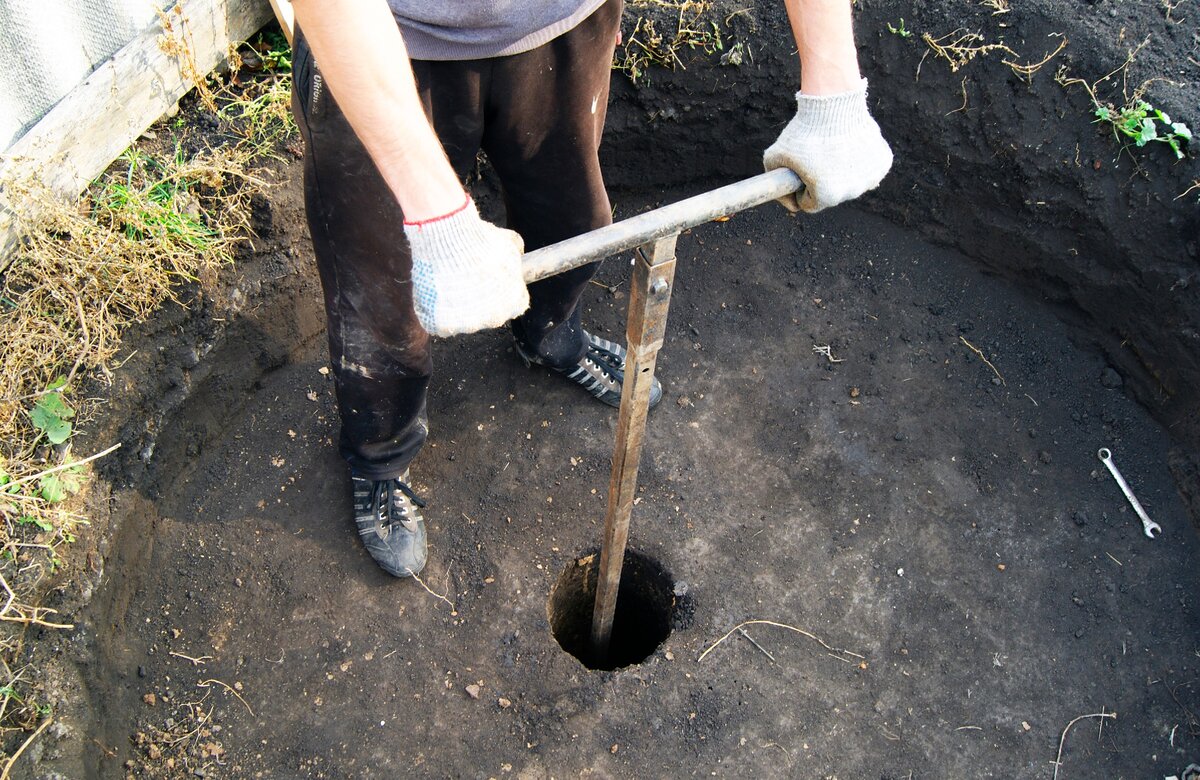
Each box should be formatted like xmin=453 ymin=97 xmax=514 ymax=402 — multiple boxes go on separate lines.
xmin=1105 ymin=552 xmax=1123 ymax=567
xmin=90 ymin=738 xmax=117 ymax=758
xmin=956 ymin=725 xmax=983 ymax=731
xmin=4 ymin=443 xmax=122 ymax=489
xmin=410 ymin=571 xmax=455 ymax=611
xmin=198 ymin=678 xmax=254 ymax=716
xmin=588 ymin=278 xmax=621 ymax=293
xmin=0 ymin=573 xmax=74 ymax=629
xmin=760 ymin=741 xmax=792 ymax=764
xmin=959 ymin=337 xmax=1005 ymax=385
xmin=949 ymin=76 xmax=970 ymax=114
xmin=0 ymin=716 xmax=53 ymax=779
xmin=1165 ymin=680 xmax=1200 ymax=736
xmin=169 ymin=651 xmax=213 ymax=666
xmin=697 ymin=619 xmax=863 ymax=664
xmin=812 ymin=344 xmax=844 ymax=363
xmin=737 ymin=627 xmax=776 ymax=662
xmin=1051 ymin=710 xmax=1117 ymax=780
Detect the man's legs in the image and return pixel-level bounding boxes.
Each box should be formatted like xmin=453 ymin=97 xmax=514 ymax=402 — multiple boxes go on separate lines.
xmin=482 ymin=0 xmax=622 ymax=368
xmin=293 ymin=33 xmax=443 ymax=482
xmin=292 ymin=0 xmax=647 ymax=577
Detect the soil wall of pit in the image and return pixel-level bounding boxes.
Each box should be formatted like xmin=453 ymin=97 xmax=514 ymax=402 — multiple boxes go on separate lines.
xmin=600 ymin=0 xmax=1200 ymax=459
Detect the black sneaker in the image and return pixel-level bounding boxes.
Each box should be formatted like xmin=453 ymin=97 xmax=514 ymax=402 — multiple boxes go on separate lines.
xmin=351 ymin=471 xmax=428 ymax=578
xmin=516 ymin=330 xmax=663 ymax=410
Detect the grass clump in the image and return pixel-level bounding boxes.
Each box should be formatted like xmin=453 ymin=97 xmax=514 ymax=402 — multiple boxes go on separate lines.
xmin=614 ymin=1 xmax=725 ymax=83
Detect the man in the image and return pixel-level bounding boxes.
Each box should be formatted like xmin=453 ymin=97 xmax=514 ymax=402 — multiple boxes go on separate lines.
xmin=289 ymin=0 xmax=892 ymax=578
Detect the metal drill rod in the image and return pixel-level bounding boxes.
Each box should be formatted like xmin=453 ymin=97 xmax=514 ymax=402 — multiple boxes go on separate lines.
xmin=521 ymin=168 xmax=802 ymax=283
xmin=590 ymin=236 xmax=677 ymax=661
xmin=517 ymin=170 xmax=803 ymax=663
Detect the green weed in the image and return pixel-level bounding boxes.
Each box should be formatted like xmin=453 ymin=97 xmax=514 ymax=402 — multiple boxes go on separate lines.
xmin=887 ymin=19 xmax=913 ymax=38
xmin=29 ymin=379 xmax=73 ymax=445
xmin=1094 ymin=100 xmax=1192 ymax=159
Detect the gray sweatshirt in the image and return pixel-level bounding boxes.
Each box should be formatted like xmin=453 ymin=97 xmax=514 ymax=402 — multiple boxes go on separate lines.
xmin=388 ymin=1 xmax=608 ymax=60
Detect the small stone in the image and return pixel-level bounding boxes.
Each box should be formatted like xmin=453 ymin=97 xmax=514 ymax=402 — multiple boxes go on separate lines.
xmin=1074 ymin=628 xmax=1086 ymax=639
xmin=137 ymin=665 xmax=146 ymax=678
xmin=1073 ymin=511 xmax=1088 ymax=526
xmin=1022 ymin=721 xmax=1031 ymax=731
xmin=142 ymin=693 xmax=157 ymax=706
xmin=997 ymin=564 xmax=1006 ymax=571
xmin=234 ymin=578 xmax=243 ymax=588
xmin=610 ymin=744 xmax=619 ymax=754
xmin=1100 ymin=368 xmax=1123 ymax=389
xmin=465 ymin=684 xmax=481 ymax=700
xmin=849 ymin=387 xmax=860 ymax=398
xmin=498 ymin=697 xmax=512 ymax=709
xmin=893 ymin=432 xmax=907 ymax=442
xmin=1037 ymin=450 xmax=1051 ymax=464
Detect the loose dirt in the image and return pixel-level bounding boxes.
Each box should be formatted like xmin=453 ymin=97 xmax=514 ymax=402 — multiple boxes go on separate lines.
xmin=14 ymin=1 xmax=1200 ymax=777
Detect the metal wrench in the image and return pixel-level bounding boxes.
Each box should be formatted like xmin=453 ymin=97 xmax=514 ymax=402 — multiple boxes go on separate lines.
xmin=1097 ymin=448 xmax=1161 ymax=539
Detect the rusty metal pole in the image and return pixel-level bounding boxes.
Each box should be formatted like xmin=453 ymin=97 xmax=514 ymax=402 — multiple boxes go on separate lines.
xmin=589 ymin=234 xmax=678 ymax=661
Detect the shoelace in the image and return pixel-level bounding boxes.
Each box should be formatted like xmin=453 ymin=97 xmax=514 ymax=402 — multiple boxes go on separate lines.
xmin=372 ymin=479 xmax=427 ymax=529
xmin=586 ymin=343 xmax=624 ymax=383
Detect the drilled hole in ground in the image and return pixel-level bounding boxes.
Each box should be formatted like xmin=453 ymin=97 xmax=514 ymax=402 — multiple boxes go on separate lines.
xmin=548 ymin=548 xmax=675 ymax=671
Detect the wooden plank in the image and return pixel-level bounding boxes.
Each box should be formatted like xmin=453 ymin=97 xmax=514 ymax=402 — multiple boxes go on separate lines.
xmin=266 ymin=0 xmax=294 ymax=45
xmin=0 ymin=0 xmax=273 ymax=271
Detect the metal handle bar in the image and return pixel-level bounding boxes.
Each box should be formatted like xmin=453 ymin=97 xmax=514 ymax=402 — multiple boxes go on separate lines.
xmin=521 ymin=168 xmax=802 ymax=283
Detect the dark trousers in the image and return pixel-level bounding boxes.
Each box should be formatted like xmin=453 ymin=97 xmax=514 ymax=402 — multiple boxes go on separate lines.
xmin=292 ymin=1 xmax=621 ymax=480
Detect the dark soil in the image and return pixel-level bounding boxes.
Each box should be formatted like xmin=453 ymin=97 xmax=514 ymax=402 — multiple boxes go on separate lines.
xmin=14 ymin=1 xmax=1200 ymax=778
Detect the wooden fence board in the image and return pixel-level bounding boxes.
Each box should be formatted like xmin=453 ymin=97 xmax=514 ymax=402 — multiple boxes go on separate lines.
xmin=0 ymin=0 xmax=272 ymax=270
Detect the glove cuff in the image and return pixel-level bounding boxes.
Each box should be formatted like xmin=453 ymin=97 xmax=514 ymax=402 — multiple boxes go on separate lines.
xmin=790 ymin=78 xmax=872 ymax=137
xmin=403 ymin=198 xmax=496 ymax=272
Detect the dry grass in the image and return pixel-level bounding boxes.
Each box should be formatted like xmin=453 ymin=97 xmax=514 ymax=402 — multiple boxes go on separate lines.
xmin=920 ymin=27 xmax=1067 ymax=81
xmin=614 ymin=1 xmax=725 ymax=83
xmin=0 ymin=27 xmax=292 ymax=754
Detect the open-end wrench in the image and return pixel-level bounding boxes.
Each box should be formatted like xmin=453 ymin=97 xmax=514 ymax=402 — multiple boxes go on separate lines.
xmin=1098 ymin=448 xmax=1161 ymax=539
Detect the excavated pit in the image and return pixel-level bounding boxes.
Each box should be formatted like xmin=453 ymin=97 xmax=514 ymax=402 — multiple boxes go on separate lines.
xmin=18 ymin=2 xmax=1200 ymax=777
xmin=547 ymin=549 xmax=676 ymax=671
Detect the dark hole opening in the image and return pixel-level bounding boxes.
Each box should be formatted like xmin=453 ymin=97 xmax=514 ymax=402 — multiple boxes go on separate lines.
xmin=547 ymin=548 xmax=674 ymax=671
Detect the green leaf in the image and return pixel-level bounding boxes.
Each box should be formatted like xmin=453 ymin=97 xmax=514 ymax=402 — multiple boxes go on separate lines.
xmin=1136 ymin=118 xmax=1157 ymax=146
xmin=17 ymin=515 xmax=54 ymax=532
xmin=38 ymin=469 xmax=81 ymax=504
xmin=30 ymin=388 xmax=74 ymax=445
xmin=1173 ymin=122 xmax=1192 ymax=141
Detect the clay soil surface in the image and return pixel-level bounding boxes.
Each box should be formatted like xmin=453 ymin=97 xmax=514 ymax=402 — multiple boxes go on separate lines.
xmin=14 ymin=1 xmax=1200 ymax=778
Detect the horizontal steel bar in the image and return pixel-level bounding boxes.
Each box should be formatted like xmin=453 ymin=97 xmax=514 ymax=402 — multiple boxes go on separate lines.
xmin=521 ymin=168 xmax=802 ymax=283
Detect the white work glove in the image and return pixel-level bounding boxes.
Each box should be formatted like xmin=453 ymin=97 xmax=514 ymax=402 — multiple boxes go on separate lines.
xmin=403 ymin=199 xmax=529 ymax=337
xmin=763 ymin=78 xmax=893 ymax=213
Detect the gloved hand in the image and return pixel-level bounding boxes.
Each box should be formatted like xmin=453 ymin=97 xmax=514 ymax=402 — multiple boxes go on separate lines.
xmin=763 ymin=78 xmax=893 ymax=213
xmin=403 ymin=198 xmax=529 ymax=337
